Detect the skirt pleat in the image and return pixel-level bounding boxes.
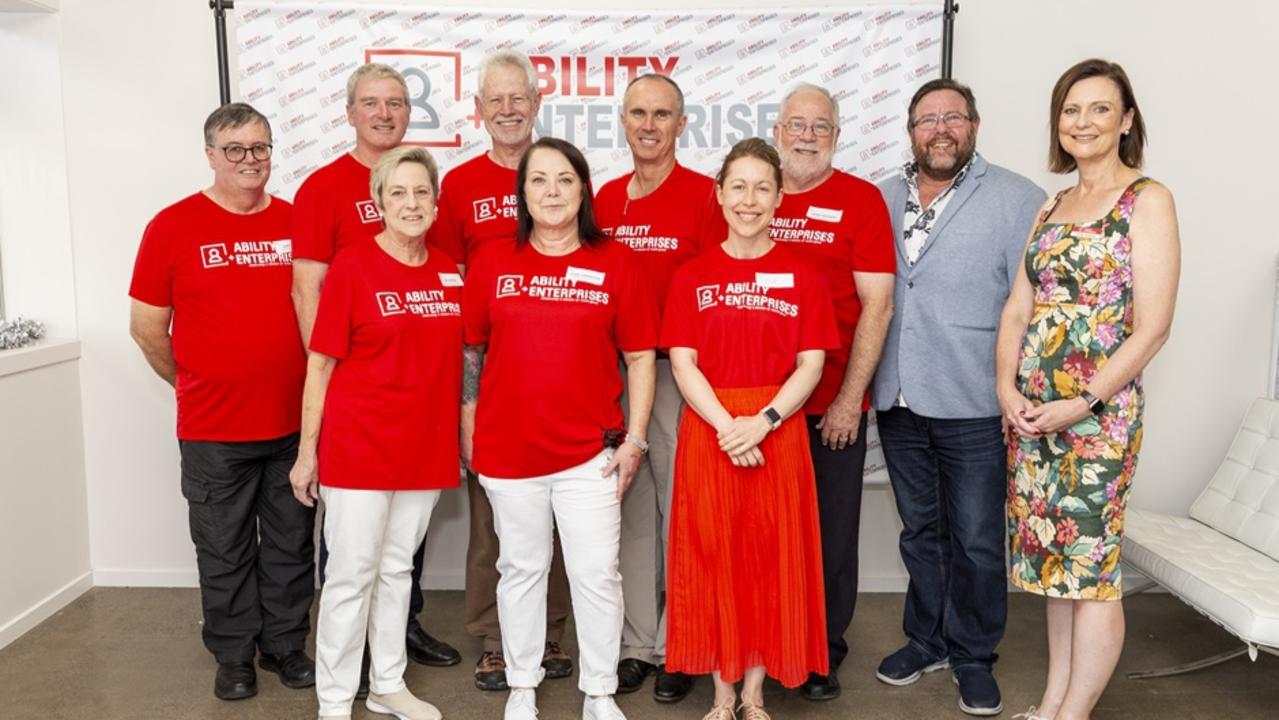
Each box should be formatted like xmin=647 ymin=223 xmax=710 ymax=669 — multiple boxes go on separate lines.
xmin=665 ymin=385 xmax=828 ymax=688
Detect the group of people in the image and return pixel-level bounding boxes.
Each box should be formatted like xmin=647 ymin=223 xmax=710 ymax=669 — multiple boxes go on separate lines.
xmin=128 ymin=48 xmax=1180 ymax=720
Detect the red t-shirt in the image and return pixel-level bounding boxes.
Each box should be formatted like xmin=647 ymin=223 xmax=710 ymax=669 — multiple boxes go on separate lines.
xmin=129 ymin=193 xmax=304 ymax=441
xmin=292 ymin=153 xmax=382 ymax=263
xmin=662 ymin=243 xmax=839 ymax=389
xmin=310 ymin=242 xmax=464 ymax=491
xmin=463 ymin=241 xmax=659 ymax=479
xmin=767 ymin=170 xmax=895 ymax=413
xmin=427 ymin=153 xmax=518 ymax=267
xmin=594 ymin=163 xmax=727 ymax=316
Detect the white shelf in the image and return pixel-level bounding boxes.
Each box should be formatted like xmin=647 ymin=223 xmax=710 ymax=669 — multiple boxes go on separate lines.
xmin=0 ymin=337 xmax=80 ymax=377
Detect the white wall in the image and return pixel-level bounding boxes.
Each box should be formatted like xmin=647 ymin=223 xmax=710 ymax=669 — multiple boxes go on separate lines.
xmin=28 ymin=0 xmax=1275 ymax=592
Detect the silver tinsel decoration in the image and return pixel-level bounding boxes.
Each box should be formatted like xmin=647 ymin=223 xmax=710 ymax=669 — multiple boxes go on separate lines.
xmin=0 ymin=317 xmax=45 ymax=350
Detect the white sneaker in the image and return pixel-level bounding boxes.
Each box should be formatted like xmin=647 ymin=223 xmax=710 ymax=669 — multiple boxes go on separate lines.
xmin=505 ymin=688 xmax=538 ymax=720
xmin=365 ymin=688 xmax=442 ymax=720
xmin=583 ymin=695 xmax=627 ymax=720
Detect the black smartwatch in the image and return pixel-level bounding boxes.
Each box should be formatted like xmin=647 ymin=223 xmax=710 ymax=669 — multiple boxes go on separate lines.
xmin=762 ymin=406 xmax=782 ymax=430
xmin=1080 ymin=390 xmax=1105 ymax=415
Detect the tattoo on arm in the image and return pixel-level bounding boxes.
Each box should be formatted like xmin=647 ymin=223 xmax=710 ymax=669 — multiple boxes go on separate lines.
xmin=463 ymin=345 xmax=485 ymax=403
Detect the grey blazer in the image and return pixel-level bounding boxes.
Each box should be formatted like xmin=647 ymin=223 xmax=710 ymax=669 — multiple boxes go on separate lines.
xmin=872 ymin=155 xmax=1046 ymax=418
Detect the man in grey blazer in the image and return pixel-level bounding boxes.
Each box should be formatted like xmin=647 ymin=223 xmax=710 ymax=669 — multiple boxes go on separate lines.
xmin=872 ymin=78 xmax=1046 ymax=717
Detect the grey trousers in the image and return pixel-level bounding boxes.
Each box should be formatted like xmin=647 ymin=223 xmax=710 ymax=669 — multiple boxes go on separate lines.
xmin=619 ymin=358 xmax=681 ymax=664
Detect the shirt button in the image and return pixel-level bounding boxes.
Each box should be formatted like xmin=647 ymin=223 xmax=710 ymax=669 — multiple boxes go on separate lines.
xmin=907 ymin=281 xmax=914 ymax=289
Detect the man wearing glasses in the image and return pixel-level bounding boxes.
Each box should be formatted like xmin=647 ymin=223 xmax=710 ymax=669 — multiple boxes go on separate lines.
xmin=768 ymin=82 xmax=897 ymax=703
xmin=291 ymin=62 xmax=463 ymax=694
xmin=872 ymin=79 xmax=1045 ymax=716
xmin=428 ymin=49 xmax=577 ymax=692
xmin=129 ymin=103 xmax=316 ymax=701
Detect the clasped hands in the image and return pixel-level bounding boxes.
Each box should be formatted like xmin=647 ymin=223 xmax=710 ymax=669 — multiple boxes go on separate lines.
xmin=716 ymin=414 xmax=772 ymax=467
xmin=1000 ymin=391 xmax=1092 ymax=438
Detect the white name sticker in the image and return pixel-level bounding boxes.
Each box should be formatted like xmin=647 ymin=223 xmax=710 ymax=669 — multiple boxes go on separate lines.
xmin=566 ymin=266 xmax=606 ymax=286
xmin=807 ymin=206 xmax=844 ymax=223
xmin=755 ymin=272 xmax=794 ymax=289
xmin=271 ymin=239 xmax=293 ymax=256
xmin=438 ymin=272 xmax=464 ymax=287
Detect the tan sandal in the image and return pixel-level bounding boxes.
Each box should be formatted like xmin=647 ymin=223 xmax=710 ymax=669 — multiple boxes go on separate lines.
xmin=738 ymin=701 xmax=771 ymax=720
xmin=702 ymin=703 xmax=736 ymax=720
xmin=1012 ymin=707 xmax=1050 ymax=720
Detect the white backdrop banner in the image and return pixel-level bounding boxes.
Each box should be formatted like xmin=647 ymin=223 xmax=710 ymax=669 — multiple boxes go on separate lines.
xmin=233 ymin=1 xmax=944 ymax=484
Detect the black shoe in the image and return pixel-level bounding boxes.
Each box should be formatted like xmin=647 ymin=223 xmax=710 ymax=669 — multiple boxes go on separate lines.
xmin=800 ymin=671 xmax=841 ymax=701
xmin=875 ymin=644 xmax=950 ymax=686
xmin=653 ymin=664 xmax=692 ymax=703
xmin=406 ymin=624 xmax=462 ymax=667
xmin=356 ymin=648 xmax=370 ymax=700
xmin=475 ymin=650 xmax=509 ymax=691
xmin=617 ymin=658 xmax=655 ymax=694
xmin=258 ymin=650 xmax=316 ymax=689
xmin=214 ymin=661 xmax=257 ymax=701
xmin=953 ymin=665 xmax=1002 ymax=716
xmin=541 ymin=641 xmax=574 ymax=679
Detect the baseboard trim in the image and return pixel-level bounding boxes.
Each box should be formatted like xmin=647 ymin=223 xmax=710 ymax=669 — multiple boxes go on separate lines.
xmin=92 ymin=569 xmax=199 ymax=587
xmin=0 ymin=571 xmax=93 ymax=650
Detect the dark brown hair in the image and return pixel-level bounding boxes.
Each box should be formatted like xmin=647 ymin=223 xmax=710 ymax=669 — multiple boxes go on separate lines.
xmin=715 ymin=137 xmax=782 ymax=189
xmin=514 ymin=137 xmax=607 ymax=247
xmin=1049 ymin=58 xmax=1146 ymax=173
xmin=907 ymin=78 xmax=980 ymax=126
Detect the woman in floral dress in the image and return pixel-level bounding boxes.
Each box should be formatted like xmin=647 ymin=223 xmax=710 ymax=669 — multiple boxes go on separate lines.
xmin=995 ymin=59 xmax=1180 ymax=720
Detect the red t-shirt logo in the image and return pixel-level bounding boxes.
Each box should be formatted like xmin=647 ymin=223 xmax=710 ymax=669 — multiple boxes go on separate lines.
xmin=377 ymin=291 xmax=406 ymax=316
xmin=356 ymin=200 xmax=382 ymax=224
xmin=200 ymin=243 xmax=230 ymax=268
xmin=496 ymin=274 xmax=524 ymax=298
xmin=696 ymin=284 xmax=720 ymax=311
xmin=473 ymin=197 xmax=498 ymax=224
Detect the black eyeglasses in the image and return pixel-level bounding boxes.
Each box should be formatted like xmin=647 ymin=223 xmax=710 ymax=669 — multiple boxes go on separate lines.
xmin=213 ymin=143 xmax=273 ymax=163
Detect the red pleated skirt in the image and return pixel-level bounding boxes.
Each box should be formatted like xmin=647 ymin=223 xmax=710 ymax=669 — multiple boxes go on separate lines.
xmin=665 ymin=385 xmax=828 ymax=688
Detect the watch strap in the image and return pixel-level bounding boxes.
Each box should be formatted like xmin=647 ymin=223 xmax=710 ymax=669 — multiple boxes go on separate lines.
xmin=762 ymin=406 xmax=782 ymax=429
xmin=1080 ymin=390 xmax=1105 ymax=415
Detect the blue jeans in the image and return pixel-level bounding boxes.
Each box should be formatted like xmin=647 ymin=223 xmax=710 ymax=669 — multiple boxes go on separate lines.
xmin=876 ymin=408 xmax=1006 ymax=669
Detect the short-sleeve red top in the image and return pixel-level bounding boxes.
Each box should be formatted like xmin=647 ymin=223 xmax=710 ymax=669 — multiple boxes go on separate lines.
xmin=594 ymin=163 xmax=727 ymax=316
xmin=662 ymin=243 xmax=839 ymax=388
xmin=310 ymin=241 xmax=463 ymax=491
xmin=291 ymin=153 xmax=382 ymax=263
xmin=767 ymin=170 xmax=895 ymax=413
xmin=128 ymin=192 xmax=304 ymax=441
xmin=463 ymin=241 xmax=659 ymax=479
xmin=427 ymin=153 xmax=518 ymax=267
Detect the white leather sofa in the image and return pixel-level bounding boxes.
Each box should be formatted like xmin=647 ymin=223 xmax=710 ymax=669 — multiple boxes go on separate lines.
xmin=1122 ymin=397 xmax=1279 ymax=677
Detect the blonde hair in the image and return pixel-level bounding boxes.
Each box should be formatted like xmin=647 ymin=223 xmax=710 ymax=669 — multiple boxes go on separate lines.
xmin=369 ymin=146 xmax=440 ymax=210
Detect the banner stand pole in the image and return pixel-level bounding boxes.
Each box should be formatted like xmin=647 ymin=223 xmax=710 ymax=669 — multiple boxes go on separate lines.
xmin=941 ymin=0 xmax=958 ymax=79
xmin=211 ymin=0 xmax=235 ymax=105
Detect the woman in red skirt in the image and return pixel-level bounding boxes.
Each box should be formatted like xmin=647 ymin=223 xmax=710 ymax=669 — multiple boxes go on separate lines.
xmin=661 ymin=138 xmax=838 ymax=720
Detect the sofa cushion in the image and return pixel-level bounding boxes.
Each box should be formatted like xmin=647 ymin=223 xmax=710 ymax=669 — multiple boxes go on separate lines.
xmin=1124 ymin=507 xmax=1279 ymax=647
xmin=1189 ymin=399 xmax=1279 ymax=559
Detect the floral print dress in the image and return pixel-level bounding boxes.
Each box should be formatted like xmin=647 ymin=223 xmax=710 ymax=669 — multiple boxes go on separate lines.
xmin=1008 ymin=177 xmax=1152 ymax=601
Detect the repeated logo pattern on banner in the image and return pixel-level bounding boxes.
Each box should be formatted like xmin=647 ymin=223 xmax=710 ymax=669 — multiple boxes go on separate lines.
xmin=234 ymin=1 xmax=944 ymax=484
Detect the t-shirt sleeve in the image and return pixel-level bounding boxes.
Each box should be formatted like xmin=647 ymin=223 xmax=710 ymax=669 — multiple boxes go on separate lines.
xmin=461 ymin=255 xmax=492 ymax=345
xmin=799 ymin=267 xmax=840 ymax=352
xmin=695 ymin=183 xmax=728 ymax=253
xmin=128 ymin=213 xmax=174 ymax=307
xmin=614 ymin=251 xmax=659 ymax=352
xmin=660 ymin=265 xmax=698 ymax=350
xmin=426 ymin=177 xmax=466 ymax=266
xmin=309 ymin=255 xmax=354 ymax=359
xmin=291 ymin=176 xmax=336 ymax=263
xmin=849 ymin=183 xmax=897 ymax=274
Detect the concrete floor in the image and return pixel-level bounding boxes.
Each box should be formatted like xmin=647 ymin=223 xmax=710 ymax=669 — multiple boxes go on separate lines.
xmin=0 ymin=589 xmax=1274 ymax=719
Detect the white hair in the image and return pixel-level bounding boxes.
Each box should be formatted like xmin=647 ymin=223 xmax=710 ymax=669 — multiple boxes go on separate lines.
xmin=476 ymin=50 xmax=538 ymax=98
xmin=781 ymin=82 xmax=841 ymax=127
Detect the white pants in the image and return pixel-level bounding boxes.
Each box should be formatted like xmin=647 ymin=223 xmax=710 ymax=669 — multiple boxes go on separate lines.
xmin=315 ymin=486 xmax=440 ymax=716
xmin=481 ymin=450 xmax=623 ymax=695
